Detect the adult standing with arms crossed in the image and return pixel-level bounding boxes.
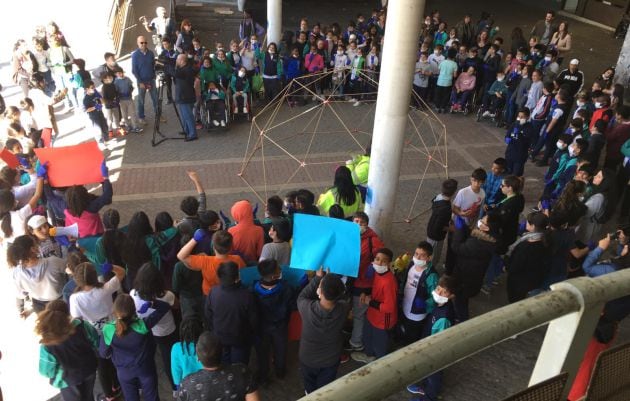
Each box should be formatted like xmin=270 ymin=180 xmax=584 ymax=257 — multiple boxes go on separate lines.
xmin=175 ymin=54 xmax=198 ymax=142
xmin=131 ymin=36 xmax=159 ymax=126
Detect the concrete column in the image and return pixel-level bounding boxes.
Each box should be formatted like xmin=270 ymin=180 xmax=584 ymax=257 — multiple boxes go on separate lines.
xmin=614 ymin=25 xmax=630 ymax=103
xmin=267 ymin=0 xmax=282 ymax=45
xmin=365 ymin=0 xmax=425 ymax=239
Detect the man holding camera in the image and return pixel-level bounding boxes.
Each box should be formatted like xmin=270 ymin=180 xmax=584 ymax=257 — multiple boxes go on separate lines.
xmin=583 ymin=228 xmax=630 ymax=277
xmin=157 ymin=37 xmax=178 ymax=104
xmin=175 ymin=54 xmax=198 ymax=142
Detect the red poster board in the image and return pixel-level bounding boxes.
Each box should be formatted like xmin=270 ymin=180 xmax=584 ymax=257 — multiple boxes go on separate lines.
xmin=34 ymin=141 xmax=104 ymax=187
xmin=0 ymin=148 xmax=19 ymax=168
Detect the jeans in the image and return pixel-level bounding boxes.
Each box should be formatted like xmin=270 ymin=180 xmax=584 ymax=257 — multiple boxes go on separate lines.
xmin=449 ymin=89 xmax=472 ymax=108
xmin=422 ymin=370 xmax=444 ymax=400
xmin=350 ymin=294 xmax=369 ymax=347
xmin=363 ymin=319 xmax=389 ymax=358
xmin=177 ymin=102 xmax=197 ymax=139
xmin=483 ymin=253 xmax=504 ymax=288
xmin=59 ymin=373 xmax=96 ymax=401
xmin=300 ymin=361 xmax=339 ymax=394
xmin=426 ymin=237 xmax=444 ymax=267
xmin=52 ymin=72 xmax=78 ymax=109
xmin=136 ymin=81 xmax=158 ymax=120
xmin=103 ymin=107 xmax=119 ymax=131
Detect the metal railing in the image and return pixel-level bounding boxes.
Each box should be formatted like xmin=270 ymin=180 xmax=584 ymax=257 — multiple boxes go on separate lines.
xmin=108 ymin=0 xmax=133 ymax=56
xmin=299 ymin=268 xmax=630 ymax=401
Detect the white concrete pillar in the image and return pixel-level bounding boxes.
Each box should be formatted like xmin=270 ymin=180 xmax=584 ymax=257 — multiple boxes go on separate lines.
xmin=365 ymin=0 xmax=425 ymax=240
xmin=267 ymin=0 xmax=282 ymax=46
xmin=614 ymin=25 xmax=630 ymax=103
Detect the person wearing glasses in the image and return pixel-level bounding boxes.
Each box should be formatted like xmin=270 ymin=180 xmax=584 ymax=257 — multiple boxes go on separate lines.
xmin=131 ymin=36 xmax=158 ymax=126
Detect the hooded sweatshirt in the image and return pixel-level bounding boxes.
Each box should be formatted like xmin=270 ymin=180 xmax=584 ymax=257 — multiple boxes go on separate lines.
xmin=228 ymin=200 xmax=264 ymax=263
xmin=13 ymin=256 xmax=67 ymax=301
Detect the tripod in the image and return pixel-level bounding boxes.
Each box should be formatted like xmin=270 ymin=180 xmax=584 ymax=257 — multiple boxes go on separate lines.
xmin=152 ymin=72 xmax=186 ymax=147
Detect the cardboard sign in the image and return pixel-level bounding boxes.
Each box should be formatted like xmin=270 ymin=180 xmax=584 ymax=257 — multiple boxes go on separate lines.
xmin=34 ymin=141 xmax=104 ymax=187
xmin=0 ymin=148 xmax=19 ymax=168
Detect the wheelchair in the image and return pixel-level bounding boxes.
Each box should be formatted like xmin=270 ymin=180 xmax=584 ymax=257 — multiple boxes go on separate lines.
xmin=449 ymin=89 xmax=476 ymax=115
xmin=200 ymin=91 xmax=230 ymax=131
xmin=476 ymin=93 xmax=506 ymax=127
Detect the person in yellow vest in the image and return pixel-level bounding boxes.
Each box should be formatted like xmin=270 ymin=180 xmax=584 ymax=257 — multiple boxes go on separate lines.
xmin=317 ymin=166 xmax=363 ymax=216
xmin=346 ymin=145 xmax=371 ymax=202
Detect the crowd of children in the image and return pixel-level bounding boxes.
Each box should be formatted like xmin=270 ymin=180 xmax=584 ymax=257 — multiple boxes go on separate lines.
xmin=3 ymin=5 xmax=630 ymax=401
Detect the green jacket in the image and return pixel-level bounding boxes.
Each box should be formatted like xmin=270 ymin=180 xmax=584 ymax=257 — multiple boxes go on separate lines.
xmin=230 ymin=75 xmax=250 ymax=93
xmin=146 ymin=227 xmax=178 ymax=270
xmin=213 ymin=58 xmax=233 ymax=82
xmin=39 ymin=319 xmax=99 ymax=389
xmin=102 ymin=319 xmax=149 ymax=346
xmin=199 ymin=66 xmax=218 ymax=91
xmin=621 ymin=138 xmax=630 ymax=158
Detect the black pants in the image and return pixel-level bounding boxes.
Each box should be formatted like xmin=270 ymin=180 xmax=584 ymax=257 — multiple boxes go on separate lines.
xmin=97 ymin=356 xmax=120 ymax=398
xmin=154 ymin=331 xmax=178 ymax=390
xmin=263 ymin=78 xmax=281 ymax=102
xmin=256 ymin=323 xmax=288 ymax=381
xmin=59 ymin=373 xmax=96 ymax=401
xmin=402 ymin=316 xmax=425 ymax=345
xmin=300 ymin=361 xmax=339 ymax=394
xmin=434 ymin=85 xmax=452 ymax=110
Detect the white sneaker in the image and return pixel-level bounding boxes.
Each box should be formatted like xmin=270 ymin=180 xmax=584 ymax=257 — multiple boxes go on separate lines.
xmin=220 ymin=120 xmax=226 ymax=127
xmin=243 ymin=106 xmax=248 ymax=113
xmin=488 ymin=113 xmax=496 ymax=118
xmin=482 ymin=110 xmax=490 ymax=117
xmin=351 ymin=352 xmax=375 ymax=363
xmin=353 ymin=100 xmax=361 ymax=107
xmin=212 ymin=120 xmax=219 ymax=127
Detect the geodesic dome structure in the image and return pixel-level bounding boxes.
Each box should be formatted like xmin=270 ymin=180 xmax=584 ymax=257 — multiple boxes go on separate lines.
xmin=238 ymin=69 xmax=449 ymax=222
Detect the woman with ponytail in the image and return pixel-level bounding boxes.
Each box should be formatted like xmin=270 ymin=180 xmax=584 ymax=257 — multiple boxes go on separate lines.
xmin=35 ymin=300 xmax=99 ymax=401
xmin=94 ymin=208 xmax=126 ymax=267
xmin=0 ymin=164 xmax=44 ymax=246
xmin=99 ymin=293 xmax=170 ymax=401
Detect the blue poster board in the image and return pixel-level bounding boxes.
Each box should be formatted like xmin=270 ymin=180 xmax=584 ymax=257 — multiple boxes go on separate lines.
xmin=290 ymin=214 xmax=360 ymax=277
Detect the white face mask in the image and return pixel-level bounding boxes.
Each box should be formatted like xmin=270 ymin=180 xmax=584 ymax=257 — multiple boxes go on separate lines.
xmin=568 ymin=146 xmax=576 ymax=157
xmin=434 ymin=50 xmax=439 ymax=55
xmin=372 ymin=263 xmax=389 ymax=274
xmin=477 ymin=220 xmax=485 ymax=229
xmin=238 ymin=71 xmax=245 ymax=78
xmin=595 ymin=102 xmax=602 ymax=108
xmin=519 ymin=118 xmax=527 ymax=125
xmin=412 ymin=257 xmax=427 ymax=268
xmin=359 ymin=225 xmax=367 ymax=234
xmin=556 ymin=141 xmax=566 ymax=150
xmin=337 ymin=50 xmax=343 ymax=55
xmin=577 ymin=100 xmax=585 ymax=107
xmin=496 ymin=76 xmax=504 ymax=82
xmin=432 ymin=290 xmax=449 ymax=305
xmin=544 ymin=56 xmax=551 ymax=62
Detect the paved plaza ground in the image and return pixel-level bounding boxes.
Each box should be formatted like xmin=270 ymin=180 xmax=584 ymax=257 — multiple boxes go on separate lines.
xmin=0 ymin=0 xmax=629 ymax=400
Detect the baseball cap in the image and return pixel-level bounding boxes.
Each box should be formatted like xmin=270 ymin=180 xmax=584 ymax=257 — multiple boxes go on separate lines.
xmin=27 ymin=215 xmax=48 ymax=229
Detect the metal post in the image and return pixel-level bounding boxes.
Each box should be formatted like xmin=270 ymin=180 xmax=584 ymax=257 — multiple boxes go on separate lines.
xmin=365 ymin=0 xmax=425 ymax=240
xmin=267 ymin=0 xmax=282 ymax=46
xmin=529 ymin=278 xmax=608 ymax=398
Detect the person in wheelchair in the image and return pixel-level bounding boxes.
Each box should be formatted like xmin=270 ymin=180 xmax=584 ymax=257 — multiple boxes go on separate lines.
xmin=480 ymin=71 xmax=508 ymax=118
xmin=230 ymin=66 xmax=250 ymax=114
xmin=450 ymin=65 xmax=476 ymax=112
xmin=203 ymin=81 xmax=227 ymax=127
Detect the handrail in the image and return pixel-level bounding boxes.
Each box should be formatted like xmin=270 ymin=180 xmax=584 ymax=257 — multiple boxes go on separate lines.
xmin=299 ymin=269 xmax=630 ymax=401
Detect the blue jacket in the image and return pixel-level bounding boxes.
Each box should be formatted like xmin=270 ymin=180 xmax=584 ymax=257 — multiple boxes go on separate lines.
xmin=131 ymin=48 xmax=156 ymax=84
xmin=253 ymin=280 xmax=296 ymax=327
xmin=171 ymin=341 xmax=203 ymax=386
xmin=583 ymin=246 xmax=620 ymax=278
xmin=284 ymin=57 xmax=302 ymax=81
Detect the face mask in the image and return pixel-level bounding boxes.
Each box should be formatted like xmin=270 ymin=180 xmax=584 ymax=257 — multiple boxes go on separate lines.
xmin=337 ymin=50 xmax=343 ymax=55
xmin=568 ymin=146 xmax=576 ymax=157
xmin=477 ymin=220 xmax=485 ymax=229
xmin=359 ymin=225 xmax=367 ymax=234
xmin=238 ymin=71 xmax=245 ymax=78
xmin=578 ymin=195 xmax=585 ymax=202
xmin=269 ymin=50 xmax=275 ymax=54
xmin=577 ymin=100 xmax=585 ymax=107
xmin=496 ymin=77 xmax=504 ymax=82
xmin=432 ymin=290 xmax=449 ymax=305
xmin=556 ymin=141 xmax=566 ymax=150
xmin=252 ymin=40 xmax=258 ymax=44
xmin=434 ymin=50 xmax=439 ymax=55
xmin=372 ymin=263 xmax=389 ymax=274
xmin=544 ymin=56 xmax=551 ymax=62
xmin=595 ymin=102 xmax=602 ymax=108
xmin=412 ymin=257 xmax=427 ymax=268
xmin=519 ymin=118 xmax=527 ymax=125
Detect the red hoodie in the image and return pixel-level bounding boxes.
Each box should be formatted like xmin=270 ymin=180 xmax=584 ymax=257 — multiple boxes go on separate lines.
xmin=367 ymin=270 xmax=398 ymax=330
xmin=354 ymin=227 xmax=385 ymax=290
xmin=228 ymin=200 xmax=264 ymax=263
